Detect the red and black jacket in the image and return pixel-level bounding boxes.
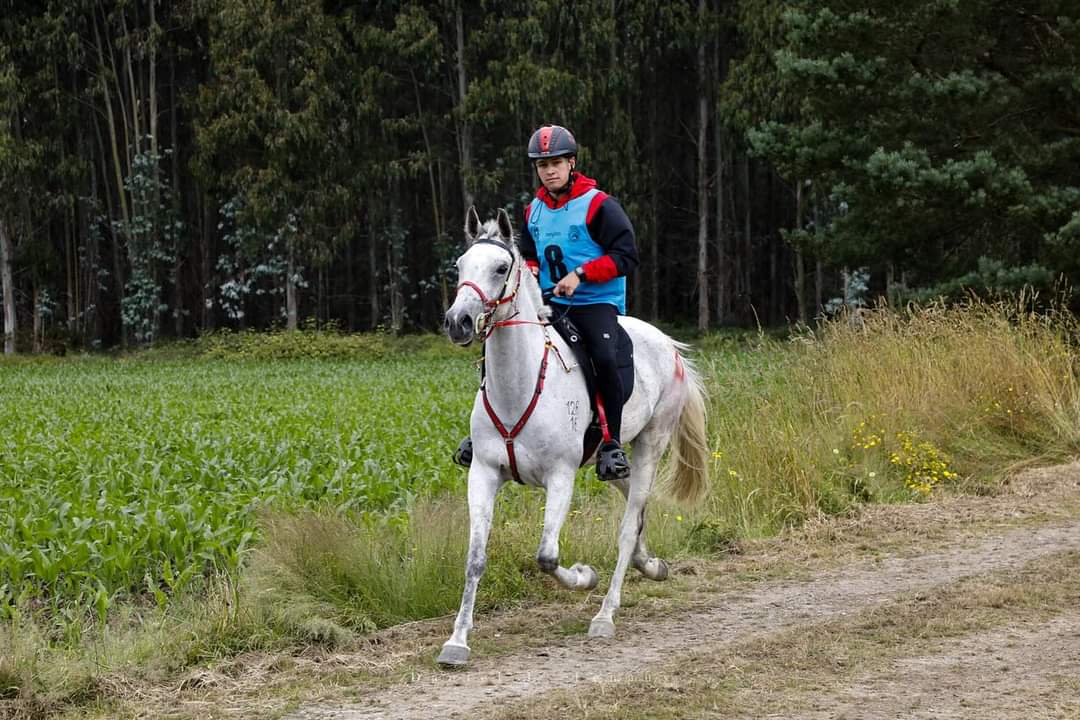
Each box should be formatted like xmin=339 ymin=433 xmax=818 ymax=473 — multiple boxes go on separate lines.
xmin=518 ymin=173 xmax=639 ymax=284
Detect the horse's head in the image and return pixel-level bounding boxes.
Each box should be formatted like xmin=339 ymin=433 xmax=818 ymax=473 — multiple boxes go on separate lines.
xmin=444 ymin=206 xmax=519 ymax=345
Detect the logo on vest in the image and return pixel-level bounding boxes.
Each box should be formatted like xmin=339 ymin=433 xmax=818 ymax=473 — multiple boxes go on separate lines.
xmin=569 ymin=228 xmax=580 ymax=243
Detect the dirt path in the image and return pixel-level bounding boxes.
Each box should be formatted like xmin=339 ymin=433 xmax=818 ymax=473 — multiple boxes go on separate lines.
xmin=287 ymin=471 xmax=1080 ymax=720
xmin=793 ymin=612 xmax=1080 ymax=720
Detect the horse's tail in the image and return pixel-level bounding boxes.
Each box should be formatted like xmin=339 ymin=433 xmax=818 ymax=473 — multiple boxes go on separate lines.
xmin=661 ymin=346 xmax=710 ymax=506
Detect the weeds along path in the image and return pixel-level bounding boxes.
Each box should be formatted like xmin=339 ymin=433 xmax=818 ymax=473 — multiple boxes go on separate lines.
xmin=287 ymin=466 xmax=1080 ymax=720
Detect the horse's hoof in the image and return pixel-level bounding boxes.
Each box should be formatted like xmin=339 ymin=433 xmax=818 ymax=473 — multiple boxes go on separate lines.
xmin=639 ymin=557 xmax=668 ymax=581
xmin=572 ymin=563 xmax=599 ymax=591
xmin=437 ymin=643 xmax=470 ymax=667
xmin=588 ymin=618 xmax=616 ymax=639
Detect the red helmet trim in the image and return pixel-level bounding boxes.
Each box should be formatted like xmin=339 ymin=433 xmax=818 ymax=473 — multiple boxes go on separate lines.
xmin=539 ymin=127 xmax=554 ymax=153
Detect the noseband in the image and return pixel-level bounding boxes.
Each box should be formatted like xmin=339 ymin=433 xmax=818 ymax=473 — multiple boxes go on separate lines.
xmin=455 ymin=239 xmax=522 ymax=340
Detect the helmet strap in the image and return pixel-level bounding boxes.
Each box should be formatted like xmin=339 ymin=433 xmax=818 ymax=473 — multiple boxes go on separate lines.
xmin=558 ymin=169 xmax=576 ymax=196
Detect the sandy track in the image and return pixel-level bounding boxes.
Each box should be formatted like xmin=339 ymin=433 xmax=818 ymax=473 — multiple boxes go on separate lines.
xmin=791 ymin=612 xmax=1080 ymax=720
xmin=287 ymin=520 xmax=1080 ymax=720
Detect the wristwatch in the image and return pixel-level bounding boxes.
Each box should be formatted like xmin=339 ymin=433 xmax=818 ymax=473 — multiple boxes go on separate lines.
xmin=574 ymin=266 xmax=587 ymax=282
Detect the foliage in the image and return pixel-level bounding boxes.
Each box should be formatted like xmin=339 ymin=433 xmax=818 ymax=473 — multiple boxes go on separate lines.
xmin=193 ymin=324 xmax=465 ymax=360
xmin=3 ymin=2 xmax=1077 ymax=344
xmin=895 ymin=256 xmax=1062 ymax=306
xmin=212 ymin=196 xmax=292 ymax=324
xmin=739 ymin=0 xmax=1080 ymax=286
xmin=116 ymin=145 xmax=181 ymax=344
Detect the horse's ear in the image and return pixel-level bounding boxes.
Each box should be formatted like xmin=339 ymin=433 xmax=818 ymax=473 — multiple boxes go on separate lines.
xmin=497 ymin=208 xmax=514 ymax=244
xmin=465 ymin=206 xmax=480 ymax=244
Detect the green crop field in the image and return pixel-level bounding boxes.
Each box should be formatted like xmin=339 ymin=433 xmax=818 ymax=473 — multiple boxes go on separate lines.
xmin=0 ymin=352 xmax=479 ymax=616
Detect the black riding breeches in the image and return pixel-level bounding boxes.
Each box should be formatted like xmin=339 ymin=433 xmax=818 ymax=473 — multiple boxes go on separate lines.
xmin=565 ymin=303 xmax=625 ymax=442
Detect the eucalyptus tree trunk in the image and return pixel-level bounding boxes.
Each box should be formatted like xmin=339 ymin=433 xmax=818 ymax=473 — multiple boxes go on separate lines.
xmin=728 ymin=152 xmax=739 ymax=317
xmin=648 ymin=83 xmax=660 ymax=321
xmin=794 ymin=180 xmax=807 ymax=323
xmin=388 ymin=239 xmax=405 ymax=335
xmin=455 ymin=2 xmax=474 ymax=212
xmin=815 ymin=259 xmax=824 ymax=320
xmin=814 ymin=194 xmax=823 ymax=318
xmin=170 ymin=51 xmax=184 ymax=338
xmin=695 ymin=0 xmax=709 ymax=332
xmin=742 ymin=153 xmax=753 ymax=313
xmin=65 ymin=188 xmax=76 ymax=337
xmin=714 ymin=26 xmax=730 ymax=326
xmin=0 ymin=219 xmax=14 ymax=354
xmin=119 ymin=8 xmax=143 ymax=161
xmin=368 ymin=207 xmax=380 ymax=329
xmin=92 ymin=10 xmax=130 ymax=343
xmin=714 ymin=112 xmax=727 ymax=326
xmin=345 ymin=231 xmax=356 ymax=330
xmin=55 ymin=59 xmax=77 ymax=338
xmin=286 ymin=246 xmax=298 ymax=331
xmin=201 ymin=192 xmax=215 ymax=332
xmin=412 ymin=68 xmax=448 ymax=312
xmin=149 ymin=0 xmax=167 ymax=335
xmin=148 ymin=1 xmax=159 ymax=162
xmin=83 ymin=121 xmax=100 ymax=345
xmin=769 ymin=234 xmax=779 ymax=325
xmin=32 ymin=284 xmax=43 ymax=354
xmin=76 ymin=107 xmax=92 ymax=343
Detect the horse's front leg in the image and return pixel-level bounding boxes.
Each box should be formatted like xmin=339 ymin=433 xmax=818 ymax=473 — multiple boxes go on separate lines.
xmin=438 ymin=463 xmax=502 ymax=667
xmin=537 ymin=469 xmax=600 ymax=591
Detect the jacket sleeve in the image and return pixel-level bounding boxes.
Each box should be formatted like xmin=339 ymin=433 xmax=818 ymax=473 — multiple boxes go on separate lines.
xmin=582 ymin=197 xmax=639 ymax=282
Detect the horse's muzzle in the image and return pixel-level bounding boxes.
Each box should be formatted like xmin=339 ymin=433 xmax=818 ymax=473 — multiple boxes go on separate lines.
xmin=444 ymin=310 xmax=475 ymax=346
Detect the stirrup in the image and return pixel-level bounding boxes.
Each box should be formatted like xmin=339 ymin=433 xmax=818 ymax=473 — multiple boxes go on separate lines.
xmin=597 ymin=440 xmax=630 ymax=481
xmin=453 ymin=436 xmax=473 ymax=468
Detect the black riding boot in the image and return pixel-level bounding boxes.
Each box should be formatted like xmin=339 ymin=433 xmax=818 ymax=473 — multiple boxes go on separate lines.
xmin=597 ymin=439 xmax=630 ymax=480
xmin=453 ymin=436 xmax=473 ymax=467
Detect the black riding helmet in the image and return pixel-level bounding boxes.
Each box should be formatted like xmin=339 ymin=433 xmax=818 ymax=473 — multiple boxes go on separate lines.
xmin=527 ymin=125 xmax=577 ymax=159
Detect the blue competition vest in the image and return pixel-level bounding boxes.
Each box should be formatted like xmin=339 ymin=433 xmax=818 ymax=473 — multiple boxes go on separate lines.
xmin=528 ymin=189 xmax=627 ymax=314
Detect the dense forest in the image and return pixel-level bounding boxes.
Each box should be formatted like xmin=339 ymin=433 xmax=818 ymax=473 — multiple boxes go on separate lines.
xmin=0 ymin=1 xmax=1077 ymax=352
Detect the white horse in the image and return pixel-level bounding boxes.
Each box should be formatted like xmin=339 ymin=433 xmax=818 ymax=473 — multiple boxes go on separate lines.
xmin=438 ymin=207 xmax=709 ymax=666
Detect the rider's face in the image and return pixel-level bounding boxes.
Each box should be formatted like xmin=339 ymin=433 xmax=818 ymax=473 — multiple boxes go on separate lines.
xmin=535 ymin=157 xmax=574 ymax=194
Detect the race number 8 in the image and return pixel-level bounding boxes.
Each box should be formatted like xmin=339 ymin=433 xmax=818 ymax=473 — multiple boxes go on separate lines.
xmin=544 ymin=245 xmax=568 ymax=284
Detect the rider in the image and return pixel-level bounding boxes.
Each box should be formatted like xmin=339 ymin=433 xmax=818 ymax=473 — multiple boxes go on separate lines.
xmin=454 ymin=124 xmax=639 ymax=481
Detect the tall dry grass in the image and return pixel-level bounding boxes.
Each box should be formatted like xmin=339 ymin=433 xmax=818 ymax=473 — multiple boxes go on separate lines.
xmin=241 ymin=487 xmax=691 ymax=645
xmin=700 ymin=300 xmax=1080 ymax=541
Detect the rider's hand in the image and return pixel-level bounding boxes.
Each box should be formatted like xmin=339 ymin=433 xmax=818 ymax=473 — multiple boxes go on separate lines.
xmin=553 ymin=271 xmax=581 ymax=297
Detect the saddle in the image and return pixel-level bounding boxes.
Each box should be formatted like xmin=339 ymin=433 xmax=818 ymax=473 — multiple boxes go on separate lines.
xmin=549 ymin=314 xmax=635 ymax=467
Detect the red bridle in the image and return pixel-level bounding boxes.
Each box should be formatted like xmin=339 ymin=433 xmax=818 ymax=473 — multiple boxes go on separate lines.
xmin=455 ymin=264 xmax=523 ymax=340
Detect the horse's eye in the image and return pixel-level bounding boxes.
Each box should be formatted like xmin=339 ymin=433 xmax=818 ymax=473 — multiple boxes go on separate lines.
xmin=494 ymin=263 xmax=509 ymax=275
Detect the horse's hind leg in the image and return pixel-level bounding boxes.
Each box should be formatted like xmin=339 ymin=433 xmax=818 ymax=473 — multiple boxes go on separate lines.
xmin=611 ymin=475 xmax=668 ymax=581
xmin=536 ymin=469 xmax=600 ymax=591
xmin=589 ymin=433 xmax=665 ymax=638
